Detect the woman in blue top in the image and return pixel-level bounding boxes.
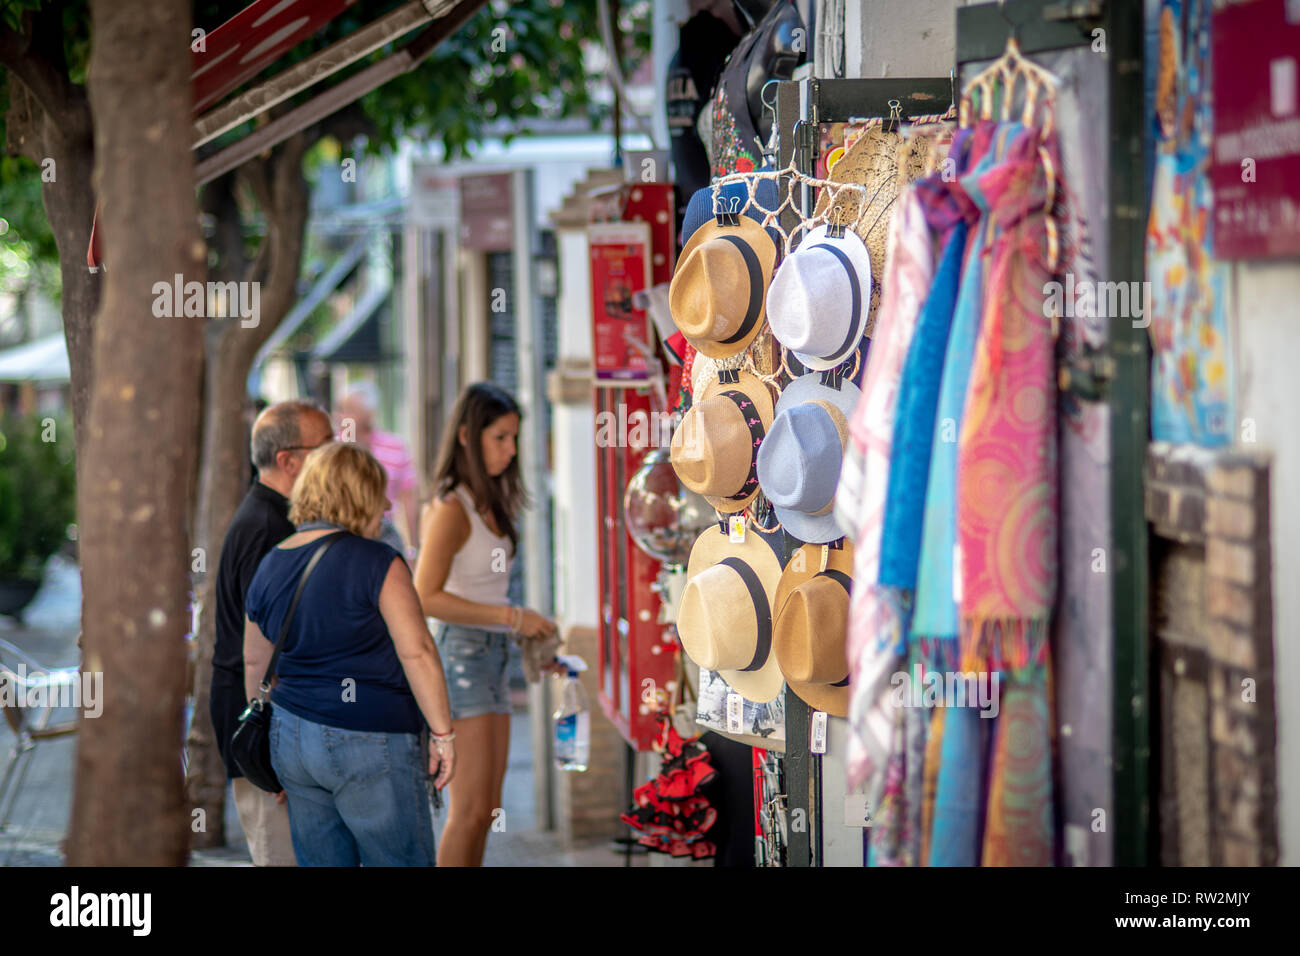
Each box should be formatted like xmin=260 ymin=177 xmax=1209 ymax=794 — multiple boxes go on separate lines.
xmin=244 ymin=441 xmax=455 ymax=866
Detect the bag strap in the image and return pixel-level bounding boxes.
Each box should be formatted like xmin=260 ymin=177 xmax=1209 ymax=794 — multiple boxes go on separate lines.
xmin=258 ymin=531 xmax=345 ymax=695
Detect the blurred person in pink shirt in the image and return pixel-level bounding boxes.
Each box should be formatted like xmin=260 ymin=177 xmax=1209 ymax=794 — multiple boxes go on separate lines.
xmin=335 ymin=383 xmax=419 ymax=555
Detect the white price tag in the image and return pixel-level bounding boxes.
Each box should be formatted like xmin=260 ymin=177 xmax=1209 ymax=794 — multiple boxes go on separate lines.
xmin=726 ymin=692 xmax=744 ymax=734
xmin=844 ymin=794 xmax=873 ymax=828
xmin=810 ymin=710 xmax=828 ymax=754
xmin=728 ymin=514 xmax=747 ymax=543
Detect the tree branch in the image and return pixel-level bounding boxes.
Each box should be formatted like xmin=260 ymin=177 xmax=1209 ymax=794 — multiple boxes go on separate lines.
xmin=0 ymin=15 xmax=78 ymax=133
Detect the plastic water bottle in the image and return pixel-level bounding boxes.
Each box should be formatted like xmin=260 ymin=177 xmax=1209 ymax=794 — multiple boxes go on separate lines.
xmin=554 ymin=657 xmax=590 ymax=772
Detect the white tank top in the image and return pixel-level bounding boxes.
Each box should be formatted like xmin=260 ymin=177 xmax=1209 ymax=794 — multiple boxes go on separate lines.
xmin=434 ymin=485 xmax=513 ymax=630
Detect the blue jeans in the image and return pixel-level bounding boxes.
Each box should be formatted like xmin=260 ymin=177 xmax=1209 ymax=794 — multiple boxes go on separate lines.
xmin=269 ymin=706 xmax=434 ymax=866
xmin=433 ymin=623 xmax=512 ymax=720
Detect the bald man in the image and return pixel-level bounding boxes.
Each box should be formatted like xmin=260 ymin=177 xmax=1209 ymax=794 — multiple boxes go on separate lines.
xmin=211 ymin=400 xmax=333 ymax=866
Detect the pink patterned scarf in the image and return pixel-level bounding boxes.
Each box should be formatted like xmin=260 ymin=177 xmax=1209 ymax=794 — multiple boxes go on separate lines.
xmin=956 ymin=129 xmax=1060 ymax=673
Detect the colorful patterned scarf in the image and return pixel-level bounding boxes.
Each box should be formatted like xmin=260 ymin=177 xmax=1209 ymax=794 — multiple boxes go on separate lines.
xmin=981 ymin=662 xmax=1054 ymax=866
xmin=957 ymin=127 xmax=1061 ymax=674
xmin=957 ymin=126 xmax=1061 ymax=869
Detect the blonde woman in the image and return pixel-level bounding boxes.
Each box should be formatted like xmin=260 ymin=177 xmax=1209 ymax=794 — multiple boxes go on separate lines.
xmin=243 ymin=441 xmax=455 ymax=866
xmin=414 ymin=383 xmax=557 ymax=866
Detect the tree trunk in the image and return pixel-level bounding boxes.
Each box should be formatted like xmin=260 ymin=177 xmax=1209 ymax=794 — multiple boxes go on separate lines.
xmin=67 ymin=0 xmax=202 ymax=865
xmin=185 ymin=146 xmax=310 ymax=849
xmin=2 ymin=72 xmax=99 ymax=475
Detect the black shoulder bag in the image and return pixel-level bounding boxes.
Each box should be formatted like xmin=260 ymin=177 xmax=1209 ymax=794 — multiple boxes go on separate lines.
xmin=231 ymin=532 xmax=344 ymax=793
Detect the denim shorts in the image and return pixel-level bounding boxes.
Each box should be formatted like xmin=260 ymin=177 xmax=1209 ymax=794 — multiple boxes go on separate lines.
xmin=433 ymin=623 xmax=512 ymax=720
xmin=269 ymin=706 xmax=434 ymax=866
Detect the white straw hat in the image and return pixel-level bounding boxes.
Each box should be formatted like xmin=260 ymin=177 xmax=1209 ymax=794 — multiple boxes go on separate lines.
xmin=765 ymin=224 xmax=872 ymax=370
xmin=678 ymin=524 xmax=786 ymax=703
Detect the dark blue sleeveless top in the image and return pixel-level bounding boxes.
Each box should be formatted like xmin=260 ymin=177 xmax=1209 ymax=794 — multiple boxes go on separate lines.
xmin=245 ymin=533 xmax=420 ymax=734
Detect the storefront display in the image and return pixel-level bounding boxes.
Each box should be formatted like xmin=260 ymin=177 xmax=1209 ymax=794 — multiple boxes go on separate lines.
xmin=585 ymin=0 xmax=1273 ymax=871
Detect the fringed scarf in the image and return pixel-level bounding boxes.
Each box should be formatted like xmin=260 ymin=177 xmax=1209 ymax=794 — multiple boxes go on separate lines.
xmin=957 ymin=126 xmax=1062 ymax=868
xmin=956 ymin=128 xmax=1060 ymax=675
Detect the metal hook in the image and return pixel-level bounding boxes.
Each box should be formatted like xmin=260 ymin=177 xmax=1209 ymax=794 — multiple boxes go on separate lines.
xmin=886 ymin=99 xmax=902 ymax=133
xmin=998 ymin=0 xmax=1022 ymax=44
xmin=760 ymin=79 xmax=780 ymax=120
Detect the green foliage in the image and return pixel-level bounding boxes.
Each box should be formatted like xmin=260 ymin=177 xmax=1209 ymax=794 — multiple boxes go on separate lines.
xmin=1 ymin=0 xmax=650 ymax=291
xmin=0 ymin=412 xmax=75 ymax=580
xmin=360 ymin=0 xmax=649 ymax=158
xmin=0 ymin=0 xmax=45 ymax=33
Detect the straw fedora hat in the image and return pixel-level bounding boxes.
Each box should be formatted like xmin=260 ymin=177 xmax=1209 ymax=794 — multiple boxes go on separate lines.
xmin=773 ymin=541 xmax=854 ymax=716
xmin=765 ymin=224 xmax=872 ymax=371
xmin=670 ymin=367 xmax=775 ymax=514
xmin=755 ymin=372 xmax=862 ymax=543
xmin=669 ymin=215 xmax=778 ymax=359
xmin=678 ymin=524 xmax=786 ymax=703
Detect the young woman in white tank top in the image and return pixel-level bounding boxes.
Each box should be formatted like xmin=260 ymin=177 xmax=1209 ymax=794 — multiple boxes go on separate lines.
xmin=413 ymin=383 xmax=556 ymax=867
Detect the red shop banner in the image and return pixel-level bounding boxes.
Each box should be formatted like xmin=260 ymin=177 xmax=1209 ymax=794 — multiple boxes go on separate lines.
xmin=589 ymin=222 xmax=654 ymax=384
xmin=1211 ymin=0 xmax=1300 ymax=259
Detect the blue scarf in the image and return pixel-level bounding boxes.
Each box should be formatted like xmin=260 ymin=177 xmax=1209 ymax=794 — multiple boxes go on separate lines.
xmin=911 ymin=123 xmax=1022 ymax=660
xmin=877 ymin=220 xmax=968 ymax=591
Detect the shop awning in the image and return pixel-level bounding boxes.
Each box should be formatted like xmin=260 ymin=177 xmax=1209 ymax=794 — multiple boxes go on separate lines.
xmin=0 ymin=333 xmax=70 ymax=383
xmin=87 ymin=0 xmax=489 ymax=269
xmin=312 ymin=280 xmax=392 ymax=364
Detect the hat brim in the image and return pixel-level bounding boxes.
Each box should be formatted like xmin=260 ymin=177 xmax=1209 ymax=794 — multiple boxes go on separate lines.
xmin=770 ymin=376 xmax=862 ymax=543
xmin=682 ymin=526 xmax=786 ymax=703
xmin=782 ymin=225 xmax=873 ymax=371
xmin=773 ymin=542 xmax=854 ymax=717
xmin=694 ymin=368 xmax=775 ymax=514
xmin=674 ymin=217 xmax=778 ymax=360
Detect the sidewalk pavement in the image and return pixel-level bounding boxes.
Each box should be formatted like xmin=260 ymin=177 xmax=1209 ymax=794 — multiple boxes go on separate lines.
xmin=1 ymin=556 xmax=640 ymax=868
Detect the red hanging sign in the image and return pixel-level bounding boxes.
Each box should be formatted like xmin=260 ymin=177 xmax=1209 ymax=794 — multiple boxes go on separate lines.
xmin=1211 ymin=0 xmax=1300 ymax=259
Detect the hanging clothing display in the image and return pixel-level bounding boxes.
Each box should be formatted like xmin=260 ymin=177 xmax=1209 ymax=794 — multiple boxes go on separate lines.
xmin=648 ymin=17 xmax=1139 ymax=867
xmin=666 ymin=11 xmax=743 ymax=206
xmin=711 ymin=1 xmax=806 ymax=176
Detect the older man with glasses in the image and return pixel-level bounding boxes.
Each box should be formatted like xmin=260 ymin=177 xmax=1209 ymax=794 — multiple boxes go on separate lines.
xmin=210 ymin=400 xmax=334 ymax=866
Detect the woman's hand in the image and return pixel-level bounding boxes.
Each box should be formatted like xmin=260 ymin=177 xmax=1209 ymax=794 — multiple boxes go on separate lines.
xmin=517 ymin=608 xmax=557 ymax=640
xmin=430 ymin=738 xmax=456 ymax=789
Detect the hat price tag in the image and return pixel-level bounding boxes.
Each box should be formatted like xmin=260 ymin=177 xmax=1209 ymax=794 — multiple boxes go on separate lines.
xmin=844 ymin=794 xmax=873 ymax=828
xmin=728 ymin=514 xmax=747 ymax=543
xmin=726 ymin=692 xmax=744 ymax=733
xmin=810 ymin=710 xmax=828 ymax=754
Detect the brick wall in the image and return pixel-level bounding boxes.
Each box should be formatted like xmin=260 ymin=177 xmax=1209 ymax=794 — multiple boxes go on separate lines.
xmin=1204 ymin=457 xmax=1279 ymax=866
xmin=1146 ymin=445 xmax=1279 ymax=866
